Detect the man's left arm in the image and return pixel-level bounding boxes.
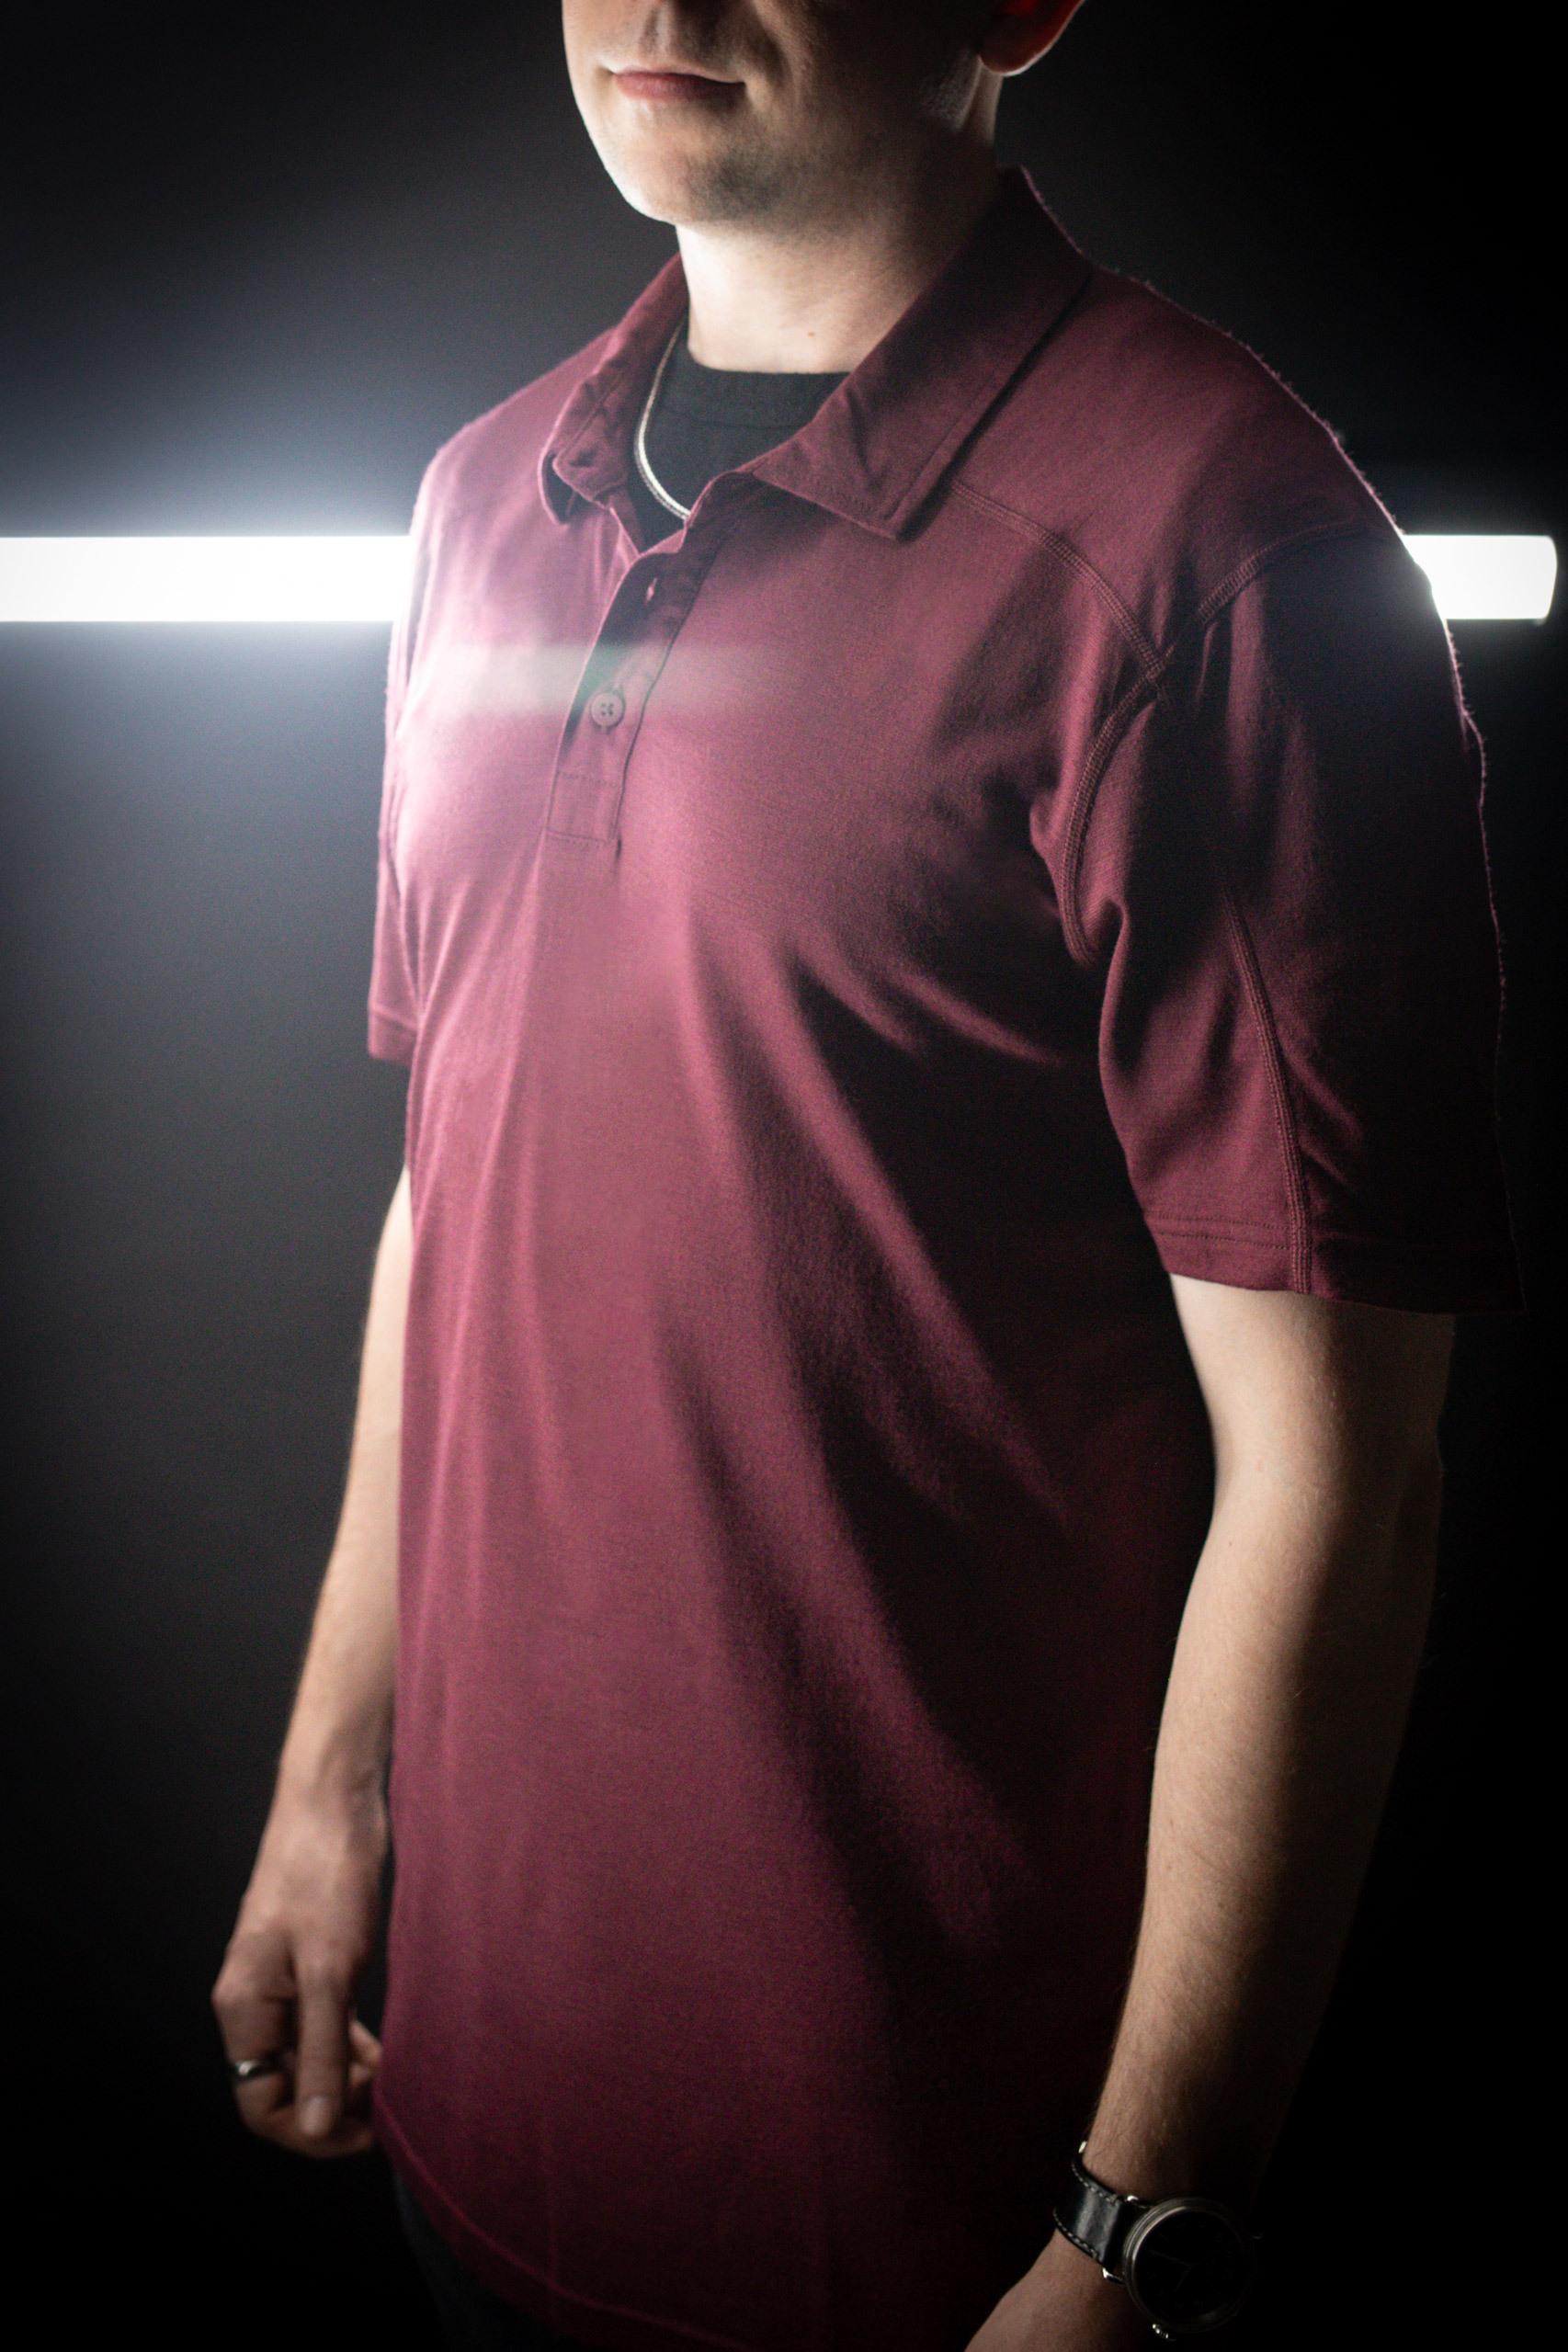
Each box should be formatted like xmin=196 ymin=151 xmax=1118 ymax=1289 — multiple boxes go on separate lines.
xmin=967 ymin=1274 xmax=1456 ymax=2349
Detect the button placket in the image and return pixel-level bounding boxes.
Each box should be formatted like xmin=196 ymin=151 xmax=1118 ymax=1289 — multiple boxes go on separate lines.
xmin=545 ymin=562 xmax=691 ymax=843
xmin=544 ymin=497 xmax=749 ymax=846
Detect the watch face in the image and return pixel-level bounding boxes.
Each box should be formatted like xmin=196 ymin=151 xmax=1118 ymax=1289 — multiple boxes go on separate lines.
xmin=1122 ymin=2199 xmax=1256 ymax=2334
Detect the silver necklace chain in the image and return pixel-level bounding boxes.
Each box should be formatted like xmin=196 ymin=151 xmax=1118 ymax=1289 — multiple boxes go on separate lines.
xmin=633 ymin=313 xmax=693 ymax=521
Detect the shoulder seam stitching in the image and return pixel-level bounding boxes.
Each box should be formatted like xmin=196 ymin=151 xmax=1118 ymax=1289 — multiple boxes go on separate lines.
xmin=947 ymin=479 xmax=1160 ymax=676
xmin=1058 ymin=518 xmax=1387 ymax=967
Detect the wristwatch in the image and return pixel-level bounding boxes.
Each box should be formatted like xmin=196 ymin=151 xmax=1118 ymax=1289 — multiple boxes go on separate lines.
xmin=1051 ymin=2142 xmax=1262 ymax=2337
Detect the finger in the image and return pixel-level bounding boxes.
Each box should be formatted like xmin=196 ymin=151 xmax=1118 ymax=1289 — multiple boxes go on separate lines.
xmin=234 ymin=2044 xmax=298 ymax=2130
xmin=292 ymin=1964 xmax=350 ymax=2142
xmin=316 ymin=2043 xmax=379 ymax=2137
xmin=343 ymin=2051 xmax=379 ymax=2123
xmin=215 ymin=1969 xmax=299 ymax=2129
xmin=347 ymin=2015 xmax=382 ymax=2065
xmin=290 ymin=2052 xmax=380 ymax=2160
xmin=212 ymin=1927 xmax=296 ymax=2082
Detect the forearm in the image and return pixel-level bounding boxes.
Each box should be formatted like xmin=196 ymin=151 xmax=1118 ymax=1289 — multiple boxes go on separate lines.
xmin=276 ymin=1163 xmax=412 ymax=1806
xmin=1076 ymin=1448 xmax=1445 ymax=2213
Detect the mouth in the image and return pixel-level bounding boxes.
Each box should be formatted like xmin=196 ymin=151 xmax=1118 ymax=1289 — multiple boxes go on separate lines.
xmin=611 ymin=68 xmax=743 ymax=103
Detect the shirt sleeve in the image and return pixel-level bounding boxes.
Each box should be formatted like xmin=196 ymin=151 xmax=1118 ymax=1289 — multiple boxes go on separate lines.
xmin=1065 ymin=526 xmax=1525 ymax=1313
xmin=366 ymin=473 xmax=432 ymax=1068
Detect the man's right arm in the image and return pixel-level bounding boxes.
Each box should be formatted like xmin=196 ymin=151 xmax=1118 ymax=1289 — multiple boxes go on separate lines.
xmin=278 ymin=1157 xmax=410 ymax=1806
xmin=210 ymin=1160 xmax=412 ymax=2158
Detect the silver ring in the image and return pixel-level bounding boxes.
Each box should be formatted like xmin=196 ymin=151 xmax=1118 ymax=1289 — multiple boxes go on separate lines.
xmin=228 ymin=2052 xmax=286 ymax=2083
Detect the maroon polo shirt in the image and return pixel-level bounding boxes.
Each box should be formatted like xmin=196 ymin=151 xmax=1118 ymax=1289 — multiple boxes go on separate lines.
xmin=366 ymin=165 xmax=1523 ymax=2352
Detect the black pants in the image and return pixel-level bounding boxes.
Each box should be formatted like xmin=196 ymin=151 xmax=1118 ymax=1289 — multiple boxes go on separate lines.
xmin=391 ymin=2164 xmax=589 ymax=2350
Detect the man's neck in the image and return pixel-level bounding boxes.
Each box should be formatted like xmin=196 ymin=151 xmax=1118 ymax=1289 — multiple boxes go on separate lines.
xmin=675 ymin=146 xmax=1001 ymax=376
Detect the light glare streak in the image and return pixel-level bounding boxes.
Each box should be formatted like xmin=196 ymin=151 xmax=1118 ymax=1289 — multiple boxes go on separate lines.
xmin=0 ymin=532 xmax=1553 ymax=625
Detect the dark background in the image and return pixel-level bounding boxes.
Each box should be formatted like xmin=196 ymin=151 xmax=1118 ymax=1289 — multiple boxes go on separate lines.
xmin=2 ymin=6 xmax=1554 ymax=2346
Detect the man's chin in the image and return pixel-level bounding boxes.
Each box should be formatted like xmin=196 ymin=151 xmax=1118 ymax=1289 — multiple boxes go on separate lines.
xmin=600 ymin=175 xmax=697 ymax=230
xmin=599 ymin=150 xmax=772 ymax=232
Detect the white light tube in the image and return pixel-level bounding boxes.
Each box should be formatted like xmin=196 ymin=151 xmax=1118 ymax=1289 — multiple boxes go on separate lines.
xmin=0 ymin=536 xmax=414 ymax=625
xmin=0 ymin=532 xmax=1554 ymax=625
xmin=1399 ymin=534 xmax=1556 ymax=622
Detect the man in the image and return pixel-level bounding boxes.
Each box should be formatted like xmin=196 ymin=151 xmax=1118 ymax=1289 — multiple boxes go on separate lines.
xmin=211 ymin=5 xmax=1525 ymax=2348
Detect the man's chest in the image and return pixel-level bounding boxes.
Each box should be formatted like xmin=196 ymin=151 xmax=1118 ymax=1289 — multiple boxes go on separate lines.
xmin=389 ymin=488 xmax=1119 ymax=1024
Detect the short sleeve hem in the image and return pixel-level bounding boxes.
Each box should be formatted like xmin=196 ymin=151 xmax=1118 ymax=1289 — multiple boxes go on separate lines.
xmin=1144 ymin=1217 xmax=1528 ymax=1314
xmin=369 ymin=1006 xmax=416 ymax=1067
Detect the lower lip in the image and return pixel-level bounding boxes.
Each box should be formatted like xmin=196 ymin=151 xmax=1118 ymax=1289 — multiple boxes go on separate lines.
xmin=614 ymin=72 xmax=741 ymax=103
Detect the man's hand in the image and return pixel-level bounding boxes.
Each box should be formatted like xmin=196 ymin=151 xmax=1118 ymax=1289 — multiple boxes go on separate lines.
xmin=962 ymin=2232 xmax=1161 ymax=2351
xmin=210 ymin=1779 xmax=389 ymax=2158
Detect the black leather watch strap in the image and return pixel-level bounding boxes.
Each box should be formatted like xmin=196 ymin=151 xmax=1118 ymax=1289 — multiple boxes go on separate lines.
xmin=1051 ymin=2142 xmax=1262 ymax=2338
xmin=1053 ymin=2140 xmax=1149 ymax=2274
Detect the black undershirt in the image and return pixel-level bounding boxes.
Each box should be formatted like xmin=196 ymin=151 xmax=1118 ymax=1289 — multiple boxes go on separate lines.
xmin=624 ymin=316 xmax=847 ymax=547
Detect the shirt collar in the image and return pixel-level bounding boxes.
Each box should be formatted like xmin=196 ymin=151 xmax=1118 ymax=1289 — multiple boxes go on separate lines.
xmin=537 ymin=164 xmax=1091 ymax=540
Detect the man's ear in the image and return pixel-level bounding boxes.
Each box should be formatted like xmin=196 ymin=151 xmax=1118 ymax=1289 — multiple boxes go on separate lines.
xmin=980 ymin=0 xmax=1088 ymax=74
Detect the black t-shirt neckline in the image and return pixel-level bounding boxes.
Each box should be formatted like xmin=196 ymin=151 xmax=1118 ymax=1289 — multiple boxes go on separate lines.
xmin=656 ymin=318 xmax=848 ymax=427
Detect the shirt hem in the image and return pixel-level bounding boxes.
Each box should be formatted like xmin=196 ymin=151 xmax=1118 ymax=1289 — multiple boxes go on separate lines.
xmin=374 ymin=2089 xmax=766 ymax=2352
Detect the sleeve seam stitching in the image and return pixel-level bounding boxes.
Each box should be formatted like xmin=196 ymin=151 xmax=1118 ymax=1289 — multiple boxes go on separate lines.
xmin=1058 ymin=519 xmax=1388 ymax=969
xmin=1205 ymin=831 xmax=1314 ymax=1289
xmin=1058 ymin=526 xmax=1402 ymax=1294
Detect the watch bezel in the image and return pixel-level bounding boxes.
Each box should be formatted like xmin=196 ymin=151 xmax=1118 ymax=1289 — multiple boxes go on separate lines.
xmin=1119 ymin=2193 xmax=1259 ymax=2335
